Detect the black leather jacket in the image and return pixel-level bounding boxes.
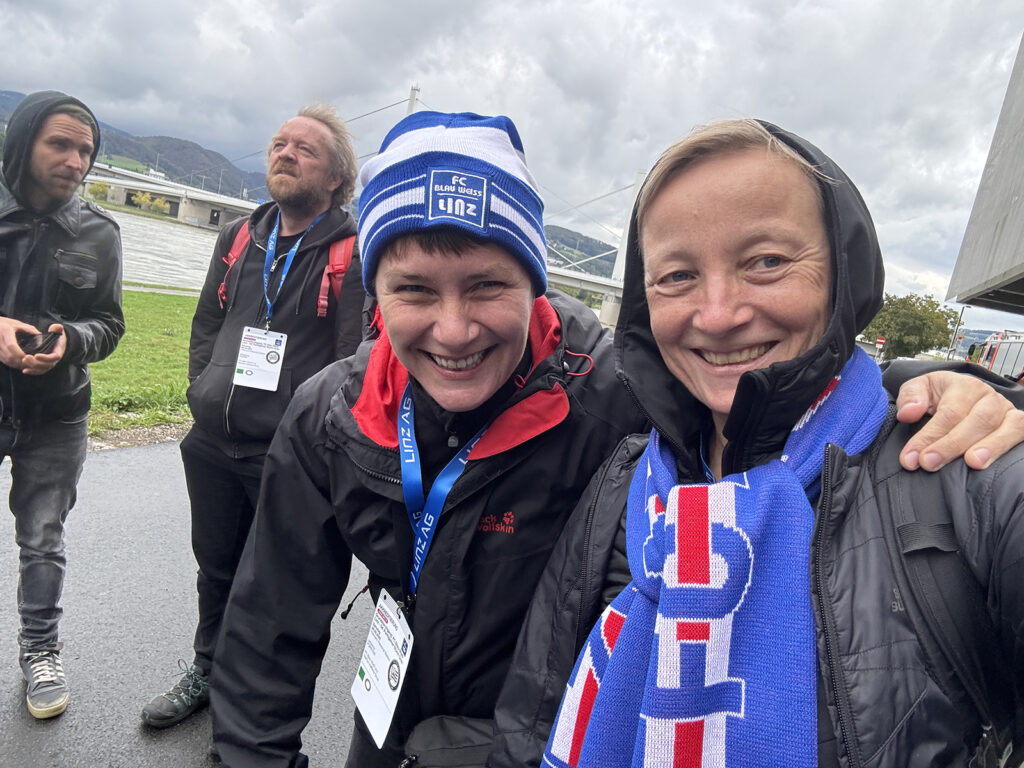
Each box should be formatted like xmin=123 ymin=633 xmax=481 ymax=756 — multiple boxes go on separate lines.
xmin=0 ymin=180 xmax=124 ymax=426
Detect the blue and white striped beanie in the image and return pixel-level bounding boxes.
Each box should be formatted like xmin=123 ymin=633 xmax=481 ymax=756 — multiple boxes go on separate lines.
xmin=358 ymin=111 xmax=547 ymax=297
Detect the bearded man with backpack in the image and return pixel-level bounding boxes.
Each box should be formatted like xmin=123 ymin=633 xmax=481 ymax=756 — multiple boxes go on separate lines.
xmin=140 ymin=103 xmax=365 ymax=729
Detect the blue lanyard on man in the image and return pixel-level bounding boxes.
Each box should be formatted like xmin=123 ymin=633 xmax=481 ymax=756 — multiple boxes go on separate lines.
xmin=262 ymin=211 xmax=325 ymax=329
xmin=398 ymin=383 xmax=487 ymax=595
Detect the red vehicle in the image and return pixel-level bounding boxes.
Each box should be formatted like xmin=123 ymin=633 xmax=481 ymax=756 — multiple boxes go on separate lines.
xmin=976 ymin=331 xmax=1024 ymax=380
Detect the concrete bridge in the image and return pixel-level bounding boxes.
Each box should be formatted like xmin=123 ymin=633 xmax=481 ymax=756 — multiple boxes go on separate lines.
xmin=82 ymin=165 xmax=627 ymax=319
xmin=84 ymin=164 xmax=258 ymax=229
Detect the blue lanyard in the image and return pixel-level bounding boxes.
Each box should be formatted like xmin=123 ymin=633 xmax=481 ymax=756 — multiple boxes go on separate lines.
xmin=262 ymin=211 xmax=325 ymax=326
xmin=398 ymin=383 xmax=487 ymax=595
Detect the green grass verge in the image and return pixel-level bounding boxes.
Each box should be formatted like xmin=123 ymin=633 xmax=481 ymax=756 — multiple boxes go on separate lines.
xmin=88 ymin=289 xmax=196 ymax=436
xmin=97 ymin=154 xmax=148 ymax=173
xmin=85 ymin=198 xmax=184 ymax=225
xmin=124 ymin=280 xmax=200 ymax=293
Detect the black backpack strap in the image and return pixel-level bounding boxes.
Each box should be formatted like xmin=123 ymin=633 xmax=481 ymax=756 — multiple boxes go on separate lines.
xmin=870 ymin=414 xmax=1017 ymax=765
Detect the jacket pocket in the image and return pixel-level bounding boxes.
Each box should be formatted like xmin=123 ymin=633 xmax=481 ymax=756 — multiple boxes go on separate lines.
xmin=224 ymin=368 xmax=294 ymax=442
xmin=186 ymin=361 xmax=235 ymax=435
xmin=55 ymin=250 xmax=99 ymax=319
xmin=56 ymin=250 xmax=99 ymax=290
xmin=187 ymin=361 xmax=293 ymax=443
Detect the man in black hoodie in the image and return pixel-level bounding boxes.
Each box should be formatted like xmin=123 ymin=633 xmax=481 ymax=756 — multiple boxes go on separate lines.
xmin=0 ymin=90 xmax=124 ymax=719
xmin=141 ymin=103 xmax=365 ymax=730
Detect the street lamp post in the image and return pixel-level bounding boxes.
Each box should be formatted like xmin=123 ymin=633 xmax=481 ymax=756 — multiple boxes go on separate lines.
xmin=946 ymin=306 xmax=966 ymax=361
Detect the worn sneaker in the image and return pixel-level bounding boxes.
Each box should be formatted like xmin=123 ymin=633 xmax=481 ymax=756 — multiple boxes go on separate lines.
xmin=140 ymin=660 xmax=210 ymax=729
xmin=20 ymin=650 xmax=69 ymax=719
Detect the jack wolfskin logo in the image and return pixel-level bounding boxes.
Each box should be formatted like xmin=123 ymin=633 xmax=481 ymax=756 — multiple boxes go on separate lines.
xmin=477 ymin=511 xmax=515 ymax=534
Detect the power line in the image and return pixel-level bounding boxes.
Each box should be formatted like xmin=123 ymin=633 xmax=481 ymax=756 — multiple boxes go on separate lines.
xmin=547 ymin=183 xmax=634 ymax=218
xmin=167 ymin=97 xmax=412 ymax=188
xmin=355 ymin=97 xmax=434 ymax=164
xmin=541 ymin=183 xmax=632 ymax=241
xmin=345 ymin=99 xmax=409 ymax=123
xmin=565 ymin=246 xmax=619 ymax=268
xmin=171 ymin=148 xmax=267 ymax=184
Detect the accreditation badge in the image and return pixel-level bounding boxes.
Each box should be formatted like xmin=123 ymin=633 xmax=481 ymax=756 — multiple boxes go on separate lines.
xmin=351 ymin=590 xmax=414 ymax=748
xmin=232 ymin=326 xmax=288 ymax=391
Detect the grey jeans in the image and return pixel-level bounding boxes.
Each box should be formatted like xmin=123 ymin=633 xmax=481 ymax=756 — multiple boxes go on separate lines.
xmin=0 ymin=414 xmax=88 ymax=652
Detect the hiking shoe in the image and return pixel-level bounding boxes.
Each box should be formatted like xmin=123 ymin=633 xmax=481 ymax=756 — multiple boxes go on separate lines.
xmin=141 ymin=660 xmax=209 ymax=729
xmin=20 ymin=650 xmax=69 ymax=719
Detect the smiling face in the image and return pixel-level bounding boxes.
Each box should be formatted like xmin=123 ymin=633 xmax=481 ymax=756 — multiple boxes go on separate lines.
xmin=265 ymin=116 xmax=341 ymax=214
xmin=375 ymin=239 xmax=535 ymax=413
xmin=23 ymin=113 xmax=95 ymax=212
xmin=641 ymin=148 xmax=831 ymax=434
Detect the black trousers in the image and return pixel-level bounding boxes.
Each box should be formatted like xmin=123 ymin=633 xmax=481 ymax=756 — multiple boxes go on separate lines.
xmin=180 ymin=430 xmax=264 ymax=672
xmin=345 ymin=709 xmax=407 ymax=768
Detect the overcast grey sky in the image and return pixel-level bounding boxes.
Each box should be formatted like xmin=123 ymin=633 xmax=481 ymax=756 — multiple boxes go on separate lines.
xmin=3 ymin=0 xmax=1022 ymax=332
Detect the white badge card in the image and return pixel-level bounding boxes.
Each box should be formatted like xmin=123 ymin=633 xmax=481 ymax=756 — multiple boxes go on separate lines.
xmin=232 ymin=326 xmax=288 ymax=391
xmin=351 ymin=590 xmax=414 ymax=748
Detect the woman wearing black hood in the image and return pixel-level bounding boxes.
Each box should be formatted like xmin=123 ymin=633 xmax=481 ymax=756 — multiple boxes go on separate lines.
xmin=524 ymin=120 xmax=1022 ymax=768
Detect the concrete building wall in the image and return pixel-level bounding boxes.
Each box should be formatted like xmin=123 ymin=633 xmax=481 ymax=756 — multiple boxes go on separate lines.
xmin=178 ymin=196 xmax=215 ymax=227
xmin=106 ymin=185 xmax=128 ymax=205
xmin=946 ymin=34 xmax=1024 ymax=314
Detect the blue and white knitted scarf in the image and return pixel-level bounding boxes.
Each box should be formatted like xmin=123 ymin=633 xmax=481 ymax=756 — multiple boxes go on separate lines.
xmin=544 ymin=349 xmax=889 ymax=768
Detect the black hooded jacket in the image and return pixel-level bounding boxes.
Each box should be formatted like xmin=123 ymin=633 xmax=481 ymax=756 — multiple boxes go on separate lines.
xmin=0 ymin=91 xmax=123 ymax=426
xmin=185 ymin=201 xmax=364 ymax=457
xmin=2 ymin=90 xmax=102 ymax=206
xmin=615 ymin=121 xmax=885 ymax=472
xmin=491 ymin=123 xmax=1024 ymax=767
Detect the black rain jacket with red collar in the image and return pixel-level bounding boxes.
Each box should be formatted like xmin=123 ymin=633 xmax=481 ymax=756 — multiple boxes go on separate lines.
xmin=209 ymin=290 xmax=646 ymax=767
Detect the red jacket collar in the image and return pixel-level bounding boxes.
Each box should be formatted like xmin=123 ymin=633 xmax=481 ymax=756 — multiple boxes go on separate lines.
xmin=350 ymin=296 xmax=569 ymax=459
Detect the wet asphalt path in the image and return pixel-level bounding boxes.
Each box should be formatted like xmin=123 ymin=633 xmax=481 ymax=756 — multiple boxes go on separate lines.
xmin=0 ymin=440 xmax=374 ymax=767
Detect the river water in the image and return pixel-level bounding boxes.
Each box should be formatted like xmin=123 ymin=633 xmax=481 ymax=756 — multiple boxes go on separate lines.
xmin=114 ymin=209 xmax=223 ymax=290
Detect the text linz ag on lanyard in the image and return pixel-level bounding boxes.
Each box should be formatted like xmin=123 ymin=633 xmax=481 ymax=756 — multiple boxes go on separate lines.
xmin=398 ymin=383 xmax=487 ymax=596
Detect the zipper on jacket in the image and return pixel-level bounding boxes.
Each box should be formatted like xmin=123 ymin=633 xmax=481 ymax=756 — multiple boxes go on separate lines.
xmin=223 ymin=383 xmax=236 ymax=439
xmin=1 ymin=368 xmax=9 ymax=423
xmin=814 ymin=444 xmax=861 ymax=768
xmin=221 ymin=231 xmax=263 ymax=439
xmin=620 ymin=376 xmax=690 ymax=461
xmin=574 ymin=448 xmax=626 ymax=653
xmin=4 ymin=218 xmax=46 ymax=427
xmin=5 ymin=367 xmax=13 ymax=424
xmin=350 ymin=456 xmax=401 ymax=485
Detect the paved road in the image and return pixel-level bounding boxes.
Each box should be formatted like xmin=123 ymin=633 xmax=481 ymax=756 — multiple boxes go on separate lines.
xmin=0 ymin=440 xmax=374 ymax=767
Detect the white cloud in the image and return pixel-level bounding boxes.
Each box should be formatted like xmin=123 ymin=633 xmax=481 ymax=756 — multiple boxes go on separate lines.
xmin=3 ymin=0 xmax=1023 ymax=332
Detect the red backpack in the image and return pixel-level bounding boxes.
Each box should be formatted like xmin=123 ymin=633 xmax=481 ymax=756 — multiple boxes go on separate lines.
xmin=216 ymin=222 xmax=356 ymax=318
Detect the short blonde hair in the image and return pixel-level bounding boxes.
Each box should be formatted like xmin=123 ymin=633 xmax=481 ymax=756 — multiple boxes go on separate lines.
xmin=636 ymin=119 xmax=828 ymax=234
